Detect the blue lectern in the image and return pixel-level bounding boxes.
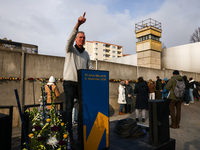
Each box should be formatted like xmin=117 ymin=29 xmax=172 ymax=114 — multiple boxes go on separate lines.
xmin=78 ymin=69 xmax=109 ymax=150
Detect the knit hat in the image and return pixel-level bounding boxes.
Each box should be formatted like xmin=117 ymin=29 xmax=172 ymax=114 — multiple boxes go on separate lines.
xmin=173 ymin=70 xmax=179 ymax=75
xmin=120 ymin=81 xmax=125 ymax=85
xmin=163 ymin=77 xmax=168 ymax=81
xmin=49 ymin=76 xmax=56 ymax=83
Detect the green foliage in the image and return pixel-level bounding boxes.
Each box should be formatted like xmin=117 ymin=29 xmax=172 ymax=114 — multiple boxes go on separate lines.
xmin=24 ymin=82 xmax=68 ymax=150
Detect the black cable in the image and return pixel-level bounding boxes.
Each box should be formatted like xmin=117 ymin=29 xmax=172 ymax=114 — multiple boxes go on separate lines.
xmin=113 ymin=118 xmax=146 ymax=138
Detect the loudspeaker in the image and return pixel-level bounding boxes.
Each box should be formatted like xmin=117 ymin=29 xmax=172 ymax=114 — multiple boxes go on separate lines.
xmin=149 ymin=99 xmax=170 ymax=146
xmin=0 ymin=113 xmax=12 ymax=150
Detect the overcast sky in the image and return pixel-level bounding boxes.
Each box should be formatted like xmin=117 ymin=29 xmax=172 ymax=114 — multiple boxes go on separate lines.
xmin=0 ymin=0 xmax=200 ymax=56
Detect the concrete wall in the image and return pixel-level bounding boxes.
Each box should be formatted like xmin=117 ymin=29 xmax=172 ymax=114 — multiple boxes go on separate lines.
xmin=162 ymin=42 xmax=200 ymax=73
xmin=106 ymin=54 xmax=137 ymax=66
xmin=1 ymin=48 xmax=200 ymax=127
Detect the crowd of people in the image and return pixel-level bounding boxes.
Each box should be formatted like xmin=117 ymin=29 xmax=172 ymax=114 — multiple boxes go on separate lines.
xmin=117 ymin=70 xmax=200 ymax=129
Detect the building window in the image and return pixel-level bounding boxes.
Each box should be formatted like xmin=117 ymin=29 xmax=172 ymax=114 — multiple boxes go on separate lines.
xmin=95 ymin=48 xmax=98 ymax=50
xmin=105 ymin=44 xmax=110 ymax=48
xmin=94 ymin=53 xmax=98 ymax=56
xmin=137 ymin=34 xmax=159 ymax=42
xmin=113 ymin=56 xmax=116 ymax=58
xmin=112 ymin=46 xmax=116 ymax=49
xmin=151 ymin=35 xmax=159 ymax=41
xmin=95 ymin=43 xmax=98 ymax=45
xmin=112 ymin=51 xmax=116 ymax=53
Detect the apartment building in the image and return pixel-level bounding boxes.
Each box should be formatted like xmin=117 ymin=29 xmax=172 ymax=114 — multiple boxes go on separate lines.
xmin=84 ymin=41 xmax=123 ymax=60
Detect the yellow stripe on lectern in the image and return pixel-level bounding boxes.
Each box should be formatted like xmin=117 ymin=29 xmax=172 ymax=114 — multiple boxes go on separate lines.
xmin=83 ymin=112 xmax=109 ymax=150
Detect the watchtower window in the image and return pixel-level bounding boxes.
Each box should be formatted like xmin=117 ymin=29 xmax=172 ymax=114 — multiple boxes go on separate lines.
xmin=137 ymin=34 xmax=159 ymax=42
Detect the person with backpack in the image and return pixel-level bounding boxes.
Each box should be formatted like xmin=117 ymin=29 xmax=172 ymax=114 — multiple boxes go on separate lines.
xmin=165 ymin=70 xmax=185 ymax=129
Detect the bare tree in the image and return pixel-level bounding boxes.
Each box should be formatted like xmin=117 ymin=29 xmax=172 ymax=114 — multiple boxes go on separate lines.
xmin=190 ymin=27 xmax=200 ymax=43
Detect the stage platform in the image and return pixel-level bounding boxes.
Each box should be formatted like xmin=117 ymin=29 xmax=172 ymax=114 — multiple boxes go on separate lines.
xmin=109 ymin=121 xmax=175 ymax=150
xmin=72 ymin=120 xmax=175 ymax=150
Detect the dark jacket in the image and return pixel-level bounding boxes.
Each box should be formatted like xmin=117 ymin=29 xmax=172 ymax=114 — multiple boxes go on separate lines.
xmin=183 ymin=76 xmax=189 ymax=90
xmin=134 ymin=81 xmax=149 ymax=109
xmin=125 ymin=84 xmax=134 ymax=105
xmin=156 ymin=79 xmax=162 ymax=91
xmin=148 ymin=82 xmax=155 ymax=93
xmin=165 ymin=75 xmax=184 ymax=101
xmin=189 ymin=80 xmax=196 ymax=89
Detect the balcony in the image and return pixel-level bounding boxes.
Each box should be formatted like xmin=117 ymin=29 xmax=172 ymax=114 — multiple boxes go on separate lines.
xmin=117 ymin=48 xmax=122 ymax=52
xmin=117 ymin=54 xmax=122 ymax=57
xmin=105 ymin=52 xmax=111 ymax=55
xmin=105 ymin=44 xmax=110 ymax=48
xmin=117 ymin=51 xmax=122 ymax=54
xmin=105 ymin=54 xmax=111 ymax=57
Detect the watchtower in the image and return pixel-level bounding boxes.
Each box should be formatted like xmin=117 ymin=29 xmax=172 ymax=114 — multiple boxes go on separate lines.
xmin=135 ymin=18 xmax=162 ymax=69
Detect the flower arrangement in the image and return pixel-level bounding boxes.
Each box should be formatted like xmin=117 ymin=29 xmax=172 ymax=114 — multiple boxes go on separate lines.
xmin=0 ymin=77 xmax=64 ymax=81
xmin=23 ymin=82 xmax=69 ymax=150
xmin=109 ymin=79 xmax=137 ymax=83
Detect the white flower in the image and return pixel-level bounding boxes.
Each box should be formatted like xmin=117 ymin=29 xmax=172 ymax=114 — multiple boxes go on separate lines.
xmin=37 ymin=134 xmax=41 ymax=137
xmin=47 ymin=136 xmax=58 ymax=149
xmin=32 ymin=128 xmax=35 ymax=132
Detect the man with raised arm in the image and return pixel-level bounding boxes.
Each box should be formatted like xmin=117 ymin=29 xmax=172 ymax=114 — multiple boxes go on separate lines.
xmin=63 ymin=12 xmax=93 ymax=144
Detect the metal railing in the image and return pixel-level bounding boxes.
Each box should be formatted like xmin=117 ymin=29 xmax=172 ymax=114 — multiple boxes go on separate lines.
xmin=135 ymin=18 xmax=162 ymax=31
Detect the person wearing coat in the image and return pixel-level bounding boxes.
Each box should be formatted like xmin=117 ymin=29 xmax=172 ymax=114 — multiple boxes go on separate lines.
xmin=161 ymin=77 xmax=169 ymax=100
xmin=148 ymin=79 xmax=155 ymax=100
xmin=183 ymin=75 xmax=190 ymax=106
xmin=118 ymin=81 xmax=126 ymax=115
xmin=155 ymin=76 xmax=162 ymax=99
xmin=125 ymin=80 xmax=134 ymax=114
xmin=189 ymin=78 xmax=200 ymax=101
xmin=165 ymin=70 xmax=184 ymax=129
xmin=134 ymin=77 xmax=149 ymax=122
xmin=45 ymin=76 xmax=60 ymax=109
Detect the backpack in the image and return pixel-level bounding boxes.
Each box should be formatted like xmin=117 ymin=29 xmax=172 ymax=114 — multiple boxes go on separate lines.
xmin=173 ymin=77 xmax=186 ymax=99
